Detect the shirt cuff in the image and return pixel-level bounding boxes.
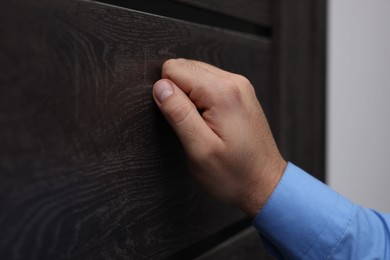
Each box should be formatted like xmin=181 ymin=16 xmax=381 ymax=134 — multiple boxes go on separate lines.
xmin=252 ymin=162 xmax=354 ymax=259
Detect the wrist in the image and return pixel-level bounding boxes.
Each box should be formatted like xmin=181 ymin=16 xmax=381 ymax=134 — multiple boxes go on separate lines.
xmin=239 ymin=157 xmax=287 ymax=217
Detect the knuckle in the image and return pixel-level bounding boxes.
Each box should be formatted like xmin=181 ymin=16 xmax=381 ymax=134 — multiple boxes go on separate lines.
xmin=184 ymin=60 xmax=204 ymax=77
xmin=234 ymin=74 xmax=251 ymax=86
xmin=220 ymin=77 xmax=237 ymax=89
xmin=162 ymin=59 xmax=177 ymax=74
xmin=234 ymin=74 xmax=256 ymax=99
xmin=176 ymin=58 xmax=188 ymax=63
xmin=234 ymin=74 xmax=255 ymax=93
xmin=220 ymin=78 xmax=243 ymax=103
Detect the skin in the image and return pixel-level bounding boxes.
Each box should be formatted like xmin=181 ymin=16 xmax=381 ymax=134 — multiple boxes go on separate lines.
xmin=152 ymin=58 xmax=287 ymax=217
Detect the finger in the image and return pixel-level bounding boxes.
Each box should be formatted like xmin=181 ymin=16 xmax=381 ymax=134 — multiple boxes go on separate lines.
xmin=153 ymin=79 xmax=220 ymax=156
xmin=161 ymin=59 xmax=231 ymax=108
xmin=187 ymin=59 xmax=254 ymax=93
xmin=183 ymin=59 xmax=233 ymax=77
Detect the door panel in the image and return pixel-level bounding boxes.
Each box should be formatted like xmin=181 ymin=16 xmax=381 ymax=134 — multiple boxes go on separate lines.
xmin=170 ymin=0 xmax=271 ymax=26
xmin=0 ymin=0 xmax=271 ymax=259
xmin=195 ymin=228 xmax=273 ymax=260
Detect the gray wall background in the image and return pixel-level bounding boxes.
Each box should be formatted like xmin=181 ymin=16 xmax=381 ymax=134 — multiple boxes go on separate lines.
xmin=327 ymin=0 xmax=390 ymax=211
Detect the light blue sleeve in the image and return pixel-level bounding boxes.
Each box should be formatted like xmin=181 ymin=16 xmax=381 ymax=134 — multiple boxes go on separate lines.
xmin=252 ymin=162 xmax=390 ymax=259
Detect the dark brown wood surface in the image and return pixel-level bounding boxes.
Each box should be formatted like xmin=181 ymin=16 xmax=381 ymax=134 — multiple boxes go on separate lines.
xmin=94 ymin=0 xmax=270 ymax=37
xmin=272 ymin=0 xmax=327 ymax=180
xmin=170 ymin=0 xmax=271 ymax=26
xmin=0 ymin=0 xmax=271 ymax=259
xmin=195 ymin=227 xmax=273 ymax=260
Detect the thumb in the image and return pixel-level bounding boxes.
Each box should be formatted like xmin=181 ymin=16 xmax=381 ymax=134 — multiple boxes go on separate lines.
xmin=152 ymin=79 xmax=218 ymax=156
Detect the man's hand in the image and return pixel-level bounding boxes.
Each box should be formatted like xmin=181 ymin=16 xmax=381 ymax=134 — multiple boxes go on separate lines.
xmin=152 ymin=59 xmax=287 ymax=217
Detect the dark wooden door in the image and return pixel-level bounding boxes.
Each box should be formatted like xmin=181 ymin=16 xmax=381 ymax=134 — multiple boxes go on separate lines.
xmin=0 ymin=0 xmax=325 ymax=259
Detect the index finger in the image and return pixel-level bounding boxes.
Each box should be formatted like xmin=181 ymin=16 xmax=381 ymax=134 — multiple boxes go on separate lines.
xmin=161 ymin=59 xmax=231 ymax=109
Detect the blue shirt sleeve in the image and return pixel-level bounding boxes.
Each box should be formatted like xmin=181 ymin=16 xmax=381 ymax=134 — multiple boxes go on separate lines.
xmin=252 ymin=162 xmax=390 ymax=259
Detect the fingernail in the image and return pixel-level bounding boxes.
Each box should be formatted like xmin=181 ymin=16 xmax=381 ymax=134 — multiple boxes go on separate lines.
xmin=154 ymin=80 xmax=174 ymax=103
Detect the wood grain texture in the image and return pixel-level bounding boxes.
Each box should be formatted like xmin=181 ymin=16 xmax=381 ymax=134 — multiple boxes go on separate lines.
xmin=93 ymin=0 xmax=269 ymax=37
xmin=272 ymin=0 xmax=327 ymax=180
xmin=0 ymin=0 xmax=271 ymax=259
xmin=170 ymin=0 xmax=271 ymax=26
xmin=195 ymin=227 xmax=274 ymax=260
